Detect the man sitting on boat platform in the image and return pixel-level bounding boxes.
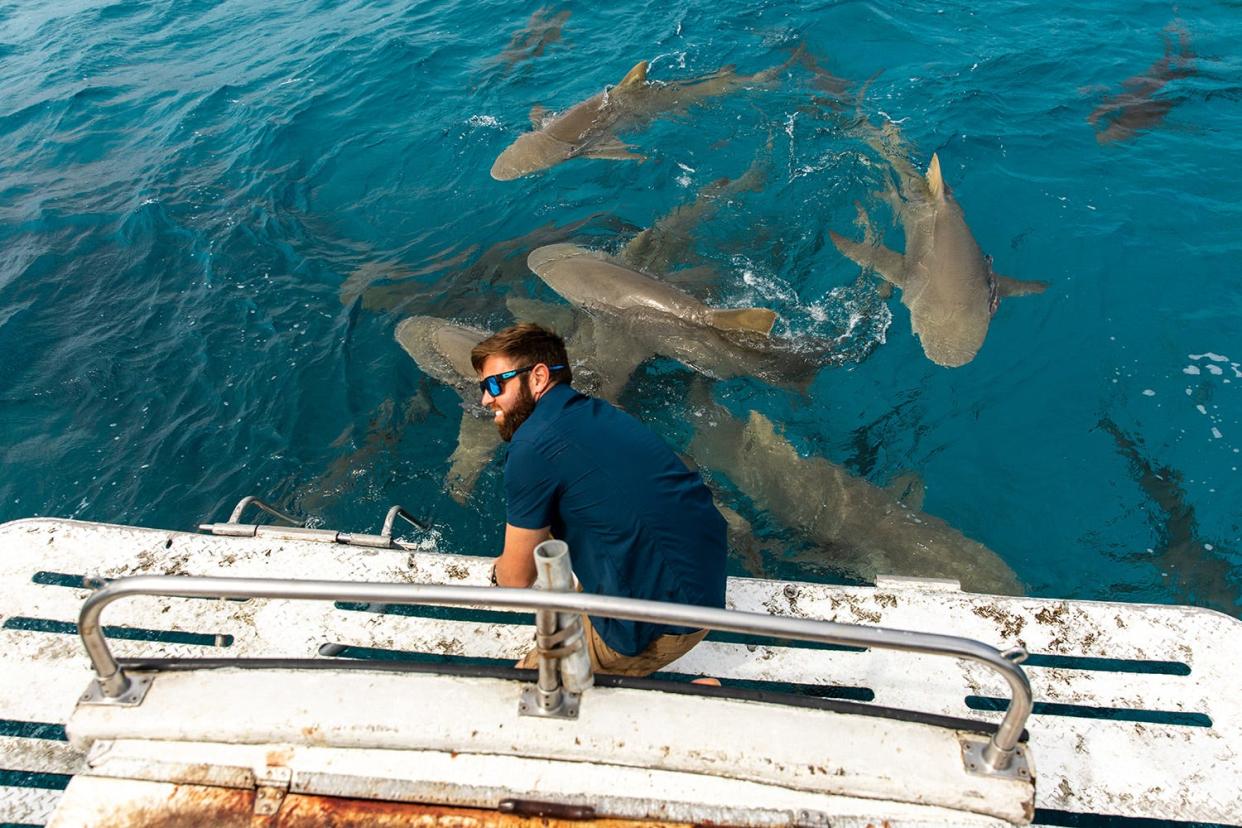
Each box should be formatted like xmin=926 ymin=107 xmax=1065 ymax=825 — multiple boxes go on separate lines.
xmin=471 ymin=323 xmax=727 ymax=677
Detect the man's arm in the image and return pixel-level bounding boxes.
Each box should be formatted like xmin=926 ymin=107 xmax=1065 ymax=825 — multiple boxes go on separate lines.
xmin=494 ymin=523 xmax=551 ymax=587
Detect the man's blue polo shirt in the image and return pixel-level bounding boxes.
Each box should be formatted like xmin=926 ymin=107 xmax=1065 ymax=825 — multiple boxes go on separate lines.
xmin=505 ymin=382 xmax=727 ymax=657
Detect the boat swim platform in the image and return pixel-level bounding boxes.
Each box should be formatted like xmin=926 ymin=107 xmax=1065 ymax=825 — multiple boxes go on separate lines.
xmin=0 ymin=517 xmax=1239 ymax=826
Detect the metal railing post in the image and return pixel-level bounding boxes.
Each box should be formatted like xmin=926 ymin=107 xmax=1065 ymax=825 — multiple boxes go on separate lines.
xmin=521 ymin=540 xmax=592 ymax=718
xmin=532 ymin=597 xmax=565 ymax=715
xmin=536 ymin=540 xmax=593 ymax=694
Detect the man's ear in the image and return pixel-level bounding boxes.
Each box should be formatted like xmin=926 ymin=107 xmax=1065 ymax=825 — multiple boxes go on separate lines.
xmin=529 ymin=363 xmax=549 ymax=395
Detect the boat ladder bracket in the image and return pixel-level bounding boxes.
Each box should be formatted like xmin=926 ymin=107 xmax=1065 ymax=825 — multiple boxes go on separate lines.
xmin=199 ymin=497 xmax=428 ymax=550
xmin=959 ymin=735 xmax=1031 ymax=781
xmin=78 ymin=672 xmax=153 ymax=708
xmin=252 ymin=764 xmax=292 ymax=816
xmin=518 ymin=686 xmax=581 ymax=720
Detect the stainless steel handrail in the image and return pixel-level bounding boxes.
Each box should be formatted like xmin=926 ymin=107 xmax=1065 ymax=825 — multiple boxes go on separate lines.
xmin=78 ymin=575 xmax=1032 ymax=771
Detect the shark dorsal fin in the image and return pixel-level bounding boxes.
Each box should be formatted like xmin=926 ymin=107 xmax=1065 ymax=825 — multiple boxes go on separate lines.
xmin=708 ymin=307 xmax=777 ymax=336
xmin=529 ymin=104 xmax=547 ymax=127
xmin=617 ymin=60 xmax=649 ymax=89
xmin=926 ymin=153 xmax=946 ymax=201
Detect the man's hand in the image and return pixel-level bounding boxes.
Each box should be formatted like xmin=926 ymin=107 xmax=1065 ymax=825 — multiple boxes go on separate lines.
xmin=494 ymin=523 xmax=550 ymax=587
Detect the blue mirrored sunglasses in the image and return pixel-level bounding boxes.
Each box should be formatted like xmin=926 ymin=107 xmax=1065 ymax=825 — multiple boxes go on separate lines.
xmin=479 ymin=364 xmax=565 ymax=398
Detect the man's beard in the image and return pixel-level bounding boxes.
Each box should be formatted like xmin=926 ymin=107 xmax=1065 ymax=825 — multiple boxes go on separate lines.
xmin=497 ymin=379 xmax=537 ymax=442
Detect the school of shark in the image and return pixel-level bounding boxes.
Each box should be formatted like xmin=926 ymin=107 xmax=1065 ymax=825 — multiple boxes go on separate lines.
xmin=330 ymin=10 xmax=1234 ymax=609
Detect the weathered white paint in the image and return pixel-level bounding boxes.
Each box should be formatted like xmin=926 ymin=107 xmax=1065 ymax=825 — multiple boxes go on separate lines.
xmin=64 ymin=668 xmax=1033 ymax=823
xmin=48 ymin=773 xmax=1012 ymax=828
xmin=64 ymin=737 xmax=1013 ymax=827
xmin=0 ymin=736 xmax=82 ymax=776
xmin=3 ymin=517 xmax=1241 ymax=824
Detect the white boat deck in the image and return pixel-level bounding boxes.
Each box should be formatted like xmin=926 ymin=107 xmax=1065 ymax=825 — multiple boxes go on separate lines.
xmin=1 ymin=517 xmax=1239 ymax=825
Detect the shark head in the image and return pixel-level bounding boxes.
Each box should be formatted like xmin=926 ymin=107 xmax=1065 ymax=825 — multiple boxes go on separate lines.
xmin=909 ymin=304 xmax=991 ymax=368
xmin=491 ymin=131 xmax=575 ymax=180
xmin=395 ymin=316 xmax=489 ymax=388
xmin=526 ymin=243 xmax=619 ymax=308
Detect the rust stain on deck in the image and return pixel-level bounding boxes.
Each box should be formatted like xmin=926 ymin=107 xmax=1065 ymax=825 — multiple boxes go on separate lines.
xmin=85 ymin=785 xmax=705 ymax=827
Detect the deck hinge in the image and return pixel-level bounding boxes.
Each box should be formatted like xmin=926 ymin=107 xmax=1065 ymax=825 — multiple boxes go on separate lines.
xmin=253 ymin=765 xmax=291 ymax=816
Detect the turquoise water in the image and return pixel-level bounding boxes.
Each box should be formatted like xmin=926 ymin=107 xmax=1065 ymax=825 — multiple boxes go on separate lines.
xmin=1 ymin=0 xmax=1239 ymax=614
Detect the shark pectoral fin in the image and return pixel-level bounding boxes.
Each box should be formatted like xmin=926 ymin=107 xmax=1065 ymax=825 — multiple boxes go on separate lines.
xmin=994 ymin=274 xmax=1049 ymax=298
xmin=925 ymin=153 xmax=946 ymax=201
xmin=582 ymin=138 xmax=645 ymax=161
xmin=445 ymin=412 xmax=500 ymax=504
xmin=885 ymin=471 xmax=926 ymax=511
xmin=709 ymin=307 xmax=777 ymax=336
xmin=716 ymin=500 xmax=767 ymax=578
xmin=505 ymin=295 xmax=578 ymax=335
xmin=617 ymin=60 xmax=649 ymax=88
xmin=665 ymin=265 xmax=721 ymax=294
xmin=529 ymin=104 xmax=547 ymax=127
xmin=829 ymin=231 xmax=906 ymax=287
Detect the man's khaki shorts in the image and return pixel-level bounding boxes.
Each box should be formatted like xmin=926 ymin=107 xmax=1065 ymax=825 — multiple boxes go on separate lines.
xmin=519 ymin=614 xmax=708 ymax=677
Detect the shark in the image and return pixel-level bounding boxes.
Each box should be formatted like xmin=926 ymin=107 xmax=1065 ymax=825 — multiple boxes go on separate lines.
xmin=495 ymin=7 xmax=572 ymax=74
xmin=829 ymin=125 xmax=1048 ymax=368
xmin=491 ymin=53 xmax=797 ymax=180
xmin=1099 ymin=417 xmax=1239 ymax=614
xmin=526 ymin=242 xmax=848 ymax=396
xmin=687 ymin=400 xmax=1023 ymax=595
xmin=1088 ymin=22 xmax=1195 ymax=145
xmin=394 ymin=316 xmax=500 ymax=504
xmin=289 ymin=392 xmax=433 ymax=519
xmin=617 ymin=151 xmax=769 ymax=282
xmin=349 ymin=213 xmax=639 ymax=317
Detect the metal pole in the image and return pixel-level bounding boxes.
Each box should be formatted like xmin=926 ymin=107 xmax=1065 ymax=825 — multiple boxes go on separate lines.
xmin=535 ymin=540 xmax=593 ymax=694
xmin=533 ymin=603 xmax=564 ymax=713
xmin=78 ymin=575 xmax=1032 ymax=768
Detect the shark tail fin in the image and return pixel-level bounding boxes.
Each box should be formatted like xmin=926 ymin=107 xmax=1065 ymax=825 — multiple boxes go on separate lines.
xmin=783 ymin=42 xmax=808 ymax=72
xmin=617 ymin=60 xmax=649 ymax=88
xmin=708 ymin=307 xmax=778 ymax=335
xmin=926 ymin=153 xmax=946 ymax=200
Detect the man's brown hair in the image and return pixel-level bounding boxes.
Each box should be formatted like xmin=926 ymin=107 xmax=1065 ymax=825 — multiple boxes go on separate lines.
xmin=471 ymin=323 xmax=573 ymax=385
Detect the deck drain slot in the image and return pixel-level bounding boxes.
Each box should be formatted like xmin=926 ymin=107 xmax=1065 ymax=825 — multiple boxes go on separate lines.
xmin=966 ymin=695 xmax=1211 ymax=728
xmin=0 ymin=720 xmax=67 ymax=740
xmin=3 ymin=617 xmax=234 ymax=648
